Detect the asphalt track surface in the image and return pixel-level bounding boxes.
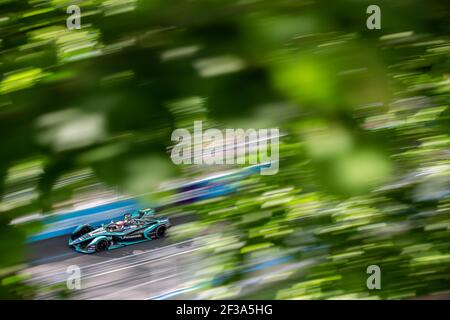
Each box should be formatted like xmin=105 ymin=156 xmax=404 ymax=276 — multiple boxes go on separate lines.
xmin=24 ymin=214 xmax=205 ymax=300
xmin=25 ymin=235 xmax=205 ymax=300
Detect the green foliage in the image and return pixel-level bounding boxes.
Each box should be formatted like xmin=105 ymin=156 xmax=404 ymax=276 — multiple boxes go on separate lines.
xmin=0 ymin=0 xmax=449 ymax=298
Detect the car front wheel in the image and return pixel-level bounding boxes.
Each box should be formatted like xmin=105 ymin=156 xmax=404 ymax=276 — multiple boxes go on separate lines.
xmin=155 ymin=226 xmax=166 ymax=239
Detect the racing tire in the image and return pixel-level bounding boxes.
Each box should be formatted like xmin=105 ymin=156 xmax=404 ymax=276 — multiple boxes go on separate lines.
xmin=155 ymin=226 xmax=166 ymax=239
xmin=70 ymin=226 xmax=93 ymax=240
xmin=95 ymin=239 xmax=110 ymax=252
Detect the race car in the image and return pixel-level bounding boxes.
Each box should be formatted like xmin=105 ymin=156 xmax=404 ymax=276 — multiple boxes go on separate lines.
xmin=68 ymin=208 xmax=171 ymax=253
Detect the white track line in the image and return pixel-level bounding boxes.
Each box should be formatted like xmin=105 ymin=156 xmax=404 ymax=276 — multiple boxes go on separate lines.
xmin=30 ymin=237 xmax=202 ymax=282
xmin=81 ymin=246 xmax=202 ymax=280
xmin=97 ymin=274 xmax=178 ymax=299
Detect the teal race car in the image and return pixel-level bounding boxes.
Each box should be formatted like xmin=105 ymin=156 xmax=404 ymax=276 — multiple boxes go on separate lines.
xmin=68 ymin=208 xmax=171 ymax=253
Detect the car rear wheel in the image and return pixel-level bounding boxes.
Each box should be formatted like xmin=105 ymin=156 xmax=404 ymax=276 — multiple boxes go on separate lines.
xmin=155 ymin=226 xmax=166 ymax=239
xmin=71 ymin=226 xmax=93 ymax=240
xmin=95 ymin=239 xmax=110 ymax=252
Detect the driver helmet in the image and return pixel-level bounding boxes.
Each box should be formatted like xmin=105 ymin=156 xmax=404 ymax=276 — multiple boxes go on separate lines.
xmin=116 ymin=221 xmax=125 ymax=229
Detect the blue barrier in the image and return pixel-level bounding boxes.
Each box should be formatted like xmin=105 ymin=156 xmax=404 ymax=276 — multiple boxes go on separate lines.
xmin=27 ymin=199 xmax=141 ymax=242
